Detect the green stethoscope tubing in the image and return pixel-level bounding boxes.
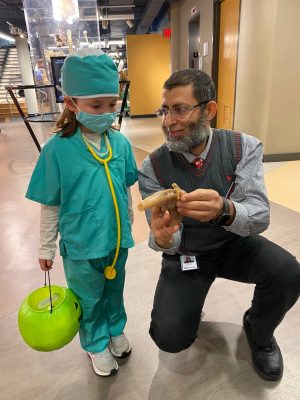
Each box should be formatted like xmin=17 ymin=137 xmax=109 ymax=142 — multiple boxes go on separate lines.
xmin=82 ymin=131 xmax=121 ymax=280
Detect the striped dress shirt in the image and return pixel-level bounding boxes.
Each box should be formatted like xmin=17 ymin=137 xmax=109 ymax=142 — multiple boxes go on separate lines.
xmin=138 ymin=130 xmax=270 ymax=255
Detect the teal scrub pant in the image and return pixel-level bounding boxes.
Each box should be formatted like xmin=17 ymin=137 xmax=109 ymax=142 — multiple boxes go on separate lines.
xmin=63 ymin=248 xmax=128 ymax=353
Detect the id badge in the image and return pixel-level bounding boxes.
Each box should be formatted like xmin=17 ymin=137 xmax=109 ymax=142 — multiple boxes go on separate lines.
xmin=180 ymin=255 xmax=198 ymax=271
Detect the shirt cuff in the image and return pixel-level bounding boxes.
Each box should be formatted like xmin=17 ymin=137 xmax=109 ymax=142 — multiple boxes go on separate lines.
xmin=148 ymin=229 xmax=182 ymax=255
xmin=39 ymin=248 xmax=57 ymax=260
xmin=224 ymin=200 xmax=249 ymax=236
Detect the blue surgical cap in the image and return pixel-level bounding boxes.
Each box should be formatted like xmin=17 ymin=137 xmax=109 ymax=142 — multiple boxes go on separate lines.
xmin=61 ymin=49 xmax=119 ymax=98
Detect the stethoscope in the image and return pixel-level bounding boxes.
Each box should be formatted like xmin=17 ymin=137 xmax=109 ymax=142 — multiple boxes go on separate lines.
xmin=82 ymin=131 xmax=121 ymax=280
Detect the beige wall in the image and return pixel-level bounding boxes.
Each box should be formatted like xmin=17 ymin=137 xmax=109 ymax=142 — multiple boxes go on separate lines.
xmin=126 ymin=34 xmax=171 ymax=116
xmin=235 ymin=0 xmax=300 ymax=155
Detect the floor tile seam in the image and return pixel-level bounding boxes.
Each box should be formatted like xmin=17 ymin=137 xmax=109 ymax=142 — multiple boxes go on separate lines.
xmin=269 ymin=200 xmax=300 ymax=214
xmin=0 ymin=309 xmax=18 ymax=320
xmin=268 ymin=199 xmax=300 ymax=214
xmin=264 ymin=160 xmax=300 ymax=176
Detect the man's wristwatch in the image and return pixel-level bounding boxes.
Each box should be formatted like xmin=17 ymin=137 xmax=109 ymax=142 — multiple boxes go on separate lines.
xmin=211 ymin=197 xmax=231 ymax=226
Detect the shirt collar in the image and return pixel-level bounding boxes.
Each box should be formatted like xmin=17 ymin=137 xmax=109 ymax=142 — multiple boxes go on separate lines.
xmin=181 ymin=128 xmax=213 ymax=163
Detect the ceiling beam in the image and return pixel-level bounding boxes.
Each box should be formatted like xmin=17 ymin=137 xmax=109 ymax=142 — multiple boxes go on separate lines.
xmin=81 ymin=13 xmax=134 ymax=21
xmin=136 ymin=0 xmax=165 ymax=34
xmin=100 ymin=5 xmax=135 ymax=9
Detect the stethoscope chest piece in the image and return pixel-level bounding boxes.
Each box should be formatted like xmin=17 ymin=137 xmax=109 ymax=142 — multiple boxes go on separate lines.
xmin=104 ymin=266 xmax=117 ymax=280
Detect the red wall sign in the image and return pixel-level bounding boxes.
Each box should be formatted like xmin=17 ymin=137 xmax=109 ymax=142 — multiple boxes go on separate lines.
xmin=163 ymin=28 xmax=172 ymax=38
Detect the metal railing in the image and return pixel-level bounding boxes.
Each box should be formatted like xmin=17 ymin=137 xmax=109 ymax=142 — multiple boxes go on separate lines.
xmin=5 ymin=81 xmax=130 ymax=152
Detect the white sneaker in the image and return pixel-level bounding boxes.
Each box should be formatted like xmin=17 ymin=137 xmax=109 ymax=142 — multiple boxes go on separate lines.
xmin=88 ymin=347 xmax=118 ymax=376
xmin=110 ymin=333 xmax=132 ymax=358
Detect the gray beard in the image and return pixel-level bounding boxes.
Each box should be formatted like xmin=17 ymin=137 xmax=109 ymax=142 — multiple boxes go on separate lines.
xmin=163 ymin=118 xmax=210 ymax=153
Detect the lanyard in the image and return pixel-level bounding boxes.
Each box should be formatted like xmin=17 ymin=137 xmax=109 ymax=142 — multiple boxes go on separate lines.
xmin=82 ymin=132 xmax=121 ymax=280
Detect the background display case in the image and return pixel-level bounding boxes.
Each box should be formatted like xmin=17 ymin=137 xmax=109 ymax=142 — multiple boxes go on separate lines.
xmin=4 ymin=1 xmax=130 ymax=151
xmin=23 ymin=0 xmax=101 ymax=113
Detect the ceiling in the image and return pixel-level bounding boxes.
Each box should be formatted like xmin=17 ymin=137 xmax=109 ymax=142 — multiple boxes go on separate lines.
xmin=0 ymin=0 xmax=167 ymax=41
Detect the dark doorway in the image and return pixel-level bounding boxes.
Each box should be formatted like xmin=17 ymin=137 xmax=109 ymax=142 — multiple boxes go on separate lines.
xmin=189 ymin=14 xmax=200 ymax=69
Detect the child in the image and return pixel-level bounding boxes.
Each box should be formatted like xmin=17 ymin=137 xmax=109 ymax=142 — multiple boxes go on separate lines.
xmin=26 ymin=49 xmax=138 ymax=376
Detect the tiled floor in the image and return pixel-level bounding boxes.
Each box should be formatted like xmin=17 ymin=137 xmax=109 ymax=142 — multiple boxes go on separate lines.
xmin=264 ymin=160 xmax=300 ymax=213
xmin=0 ymin=117 xmax=300 ymax=399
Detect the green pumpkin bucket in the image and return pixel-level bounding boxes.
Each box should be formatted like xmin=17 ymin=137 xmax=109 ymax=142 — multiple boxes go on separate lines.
xmin=18 ymin=273 xmax=81 ymax=352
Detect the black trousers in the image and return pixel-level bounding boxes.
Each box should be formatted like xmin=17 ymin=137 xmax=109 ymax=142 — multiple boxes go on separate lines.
xmin=149 ymin=235 xmax=300 ymax=352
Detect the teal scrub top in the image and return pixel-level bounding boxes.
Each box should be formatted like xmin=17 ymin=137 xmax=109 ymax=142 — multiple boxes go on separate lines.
xmin=26 ymin=127 xmax=138 ymax=260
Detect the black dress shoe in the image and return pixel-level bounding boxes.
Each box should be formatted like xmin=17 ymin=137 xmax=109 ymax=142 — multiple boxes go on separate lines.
xmin=243 ymin=310 xmax=283 ymax=381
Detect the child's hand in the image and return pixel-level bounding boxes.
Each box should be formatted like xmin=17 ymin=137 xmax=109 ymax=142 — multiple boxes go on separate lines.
xmin=39 ymin=258 xmax=53 ymax=271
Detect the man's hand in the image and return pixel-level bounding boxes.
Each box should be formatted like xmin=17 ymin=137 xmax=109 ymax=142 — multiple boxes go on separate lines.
xmin=39 ymin=258 xmax=53 ymax=271
xmin=176 ymin=189 xmax=223 ymax=222
xmin=150 ymin=206 xmax=180 ymax=248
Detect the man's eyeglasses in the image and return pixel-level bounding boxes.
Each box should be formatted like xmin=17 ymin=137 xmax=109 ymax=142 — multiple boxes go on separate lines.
xmin=155 ymin=101 xmax=209 ymax=120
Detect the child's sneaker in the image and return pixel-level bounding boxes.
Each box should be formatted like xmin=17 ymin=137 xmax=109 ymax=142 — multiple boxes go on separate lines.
xmin=88 ymin=347 xmax=118 ymax=376
xmin=110 ymin=333 xmax=132 ymax=358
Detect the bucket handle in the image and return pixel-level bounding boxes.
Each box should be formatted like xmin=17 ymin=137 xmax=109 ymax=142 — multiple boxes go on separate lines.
xmin=44 ymin=270 xmax=53 ymax=313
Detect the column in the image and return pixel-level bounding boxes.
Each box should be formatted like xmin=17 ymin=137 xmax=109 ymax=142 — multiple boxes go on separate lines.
xmin=15 ymin=36 xmax=39 ymax=115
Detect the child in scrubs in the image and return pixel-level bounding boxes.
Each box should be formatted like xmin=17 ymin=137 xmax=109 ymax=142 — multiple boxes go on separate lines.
xmin=26 ymin=49 xmax=138 ymax=376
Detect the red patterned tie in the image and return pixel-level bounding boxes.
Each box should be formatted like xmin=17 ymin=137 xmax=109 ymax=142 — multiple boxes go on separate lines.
xmin=192 ymin=157 xmax=204 ymax=169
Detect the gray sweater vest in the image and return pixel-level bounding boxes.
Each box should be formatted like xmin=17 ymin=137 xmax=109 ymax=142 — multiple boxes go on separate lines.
xmin=150 ymin=129 xmax=242 ymax=253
